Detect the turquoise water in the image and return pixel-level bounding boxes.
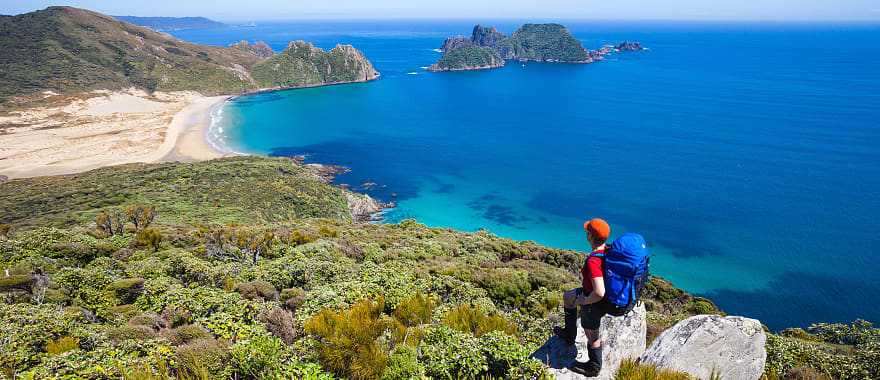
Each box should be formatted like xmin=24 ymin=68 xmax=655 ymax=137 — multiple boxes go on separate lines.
xmin=173 ymin=21 xmax=880 ymax=330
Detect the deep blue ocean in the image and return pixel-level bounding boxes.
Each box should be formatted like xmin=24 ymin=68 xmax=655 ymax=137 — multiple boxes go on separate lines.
xmin=172 ymin=21 xmax=880 ymax=330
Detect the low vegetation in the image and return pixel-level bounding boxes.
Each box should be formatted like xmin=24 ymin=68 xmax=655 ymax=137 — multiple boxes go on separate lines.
xmin=0 ymin=157 xmax=875 ymax=379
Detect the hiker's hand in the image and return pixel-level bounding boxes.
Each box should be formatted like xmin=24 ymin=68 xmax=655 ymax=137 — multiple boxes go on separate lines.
xmin=576 ymin=294 xmax=589 ymax=305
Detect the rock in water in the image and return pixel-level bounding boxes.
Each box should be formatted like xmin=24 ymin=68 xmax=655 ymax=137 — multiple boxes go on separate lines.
xmin=641 ymin=315 xmax=767 ymax=380
xmin=532 ymin=304 xmax=646 ymax=380
xmin=616 ymin=41 xmax=644 ymax=52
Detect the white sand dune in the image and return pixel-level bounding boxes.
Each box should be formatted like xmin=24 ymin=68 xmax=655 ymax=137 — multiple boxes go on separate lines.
xmin=0 ymin=88 xmax=230 ymax=179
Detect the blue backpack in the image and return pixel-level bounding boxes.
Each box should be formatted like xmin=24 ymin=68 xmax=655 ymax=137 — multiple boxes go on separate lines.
xmin=592 ymin=233 xmax=650 ymax=316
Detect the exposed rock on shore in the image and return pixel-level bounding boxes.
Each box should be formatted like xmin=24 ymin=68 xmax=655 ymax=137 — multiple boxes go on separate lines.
xmin=641 ymin=315 xmax=767 ymax=380
xmin=346 ymin=192 xmax=391 ymax=222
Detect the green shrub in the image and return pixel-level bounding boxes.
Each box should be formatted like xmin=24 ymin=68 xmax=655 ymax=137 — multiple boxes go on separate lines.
xmin=0 ymin=224 xmax=10 ymax=238
xmin=305 ymin=298 xmax=390 ymax=379
xmin=419 ymin=325 xmax=487 ymax=379
xmin=442 ymin=304 xmax=518 ymax=337
xmin=107 ymin=324 xmax=158 ymax=343
xmin=106 ymin=304 xmax=141 ymax=323
xmin=318 ymin=225 xmax=338 ymax=238
xmin=784 ymin=365 xmax=833 ymax=380
xmin=230 ymin=333 xmax=288 ymax=378
xmin=45 ymin=336 xmax=79 ymax=355
xmin=135 ymin=228 xmax=163 ymax=252
xmin=0 ymin=275 xmax=32 ymax=292
xmin=381 ymin=345 xmax=425 ymax=380
xmin=686 ymin=299 xmax=717 ymax=315
xmin=176 ymin=338 xmax=230 ymax=378
xmin=393 ymin=293 xmax=436 ymax=328
xmin=614 ymin=359 xmax=695 ymax=379
xmin=281 ymin=287 xmax=308 ymax=311
xmin=477 ymin=268 xmax=532 ymax=307
xmin=290 ymin=230 xmax=318 ymax=246
xmin=164 ymin=324 xmax=211 ymax=345
xmin=479 ymin=330 xmax=535 ymax=377
xmin=108 ymin=277 xmax=145 ymax=304
xmin=234 ymin=280 xmax=278 ymax=301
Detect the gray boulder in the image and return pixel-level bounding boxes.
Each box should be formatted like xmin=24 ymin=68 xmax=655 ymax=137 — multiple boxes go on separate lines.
xmin=641 ymin=315 xmax=766 ymax=380
xmin=532 ymin=303 xmax=646 ymax=380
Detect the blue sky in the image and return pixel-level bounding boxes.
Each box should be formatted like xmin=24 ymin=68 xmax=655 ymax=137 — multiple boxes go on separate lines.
xmin=3 ymin=0 xmax=879 ymax=21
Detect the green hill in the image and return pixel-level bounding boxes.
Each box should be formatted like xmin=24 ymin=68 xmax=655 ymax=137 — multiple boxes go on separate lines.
xmin=427 ymin=45 xmax=504 ymax=72
xmin=0 ymin=157 xmax=876 ymax=379
xmin=0 ymin=7 xmax=377 ymax=106
xmin=508 ymin=23 xmax=590 ymax=62
xmin=252 ymin=41 xmax=379 ymax=88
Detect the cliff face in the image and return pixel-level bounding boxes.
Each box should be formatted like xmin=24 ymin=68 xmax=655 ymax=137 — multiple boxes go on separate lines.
xmin=251 ymin=41 xmax=379 ymax=88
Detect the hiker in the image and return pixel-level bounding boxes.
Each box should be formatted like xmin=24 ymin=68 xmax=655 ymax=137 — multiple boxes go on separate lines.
xmin=554 ymin=218 xmax=612 ymax=376
xmin=555 ymin=218 xmax=650 ymax=377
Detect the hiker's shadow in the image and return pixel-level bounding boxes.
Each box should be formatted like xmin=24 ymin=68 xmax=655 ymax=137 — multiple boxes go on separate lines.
xmin=530 ymin=334 xmax=588 ymax=370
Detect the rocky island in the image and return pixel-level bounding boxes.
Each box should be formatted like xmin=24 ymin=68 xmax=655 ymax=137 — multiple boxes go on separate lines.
xmin=429 ymin=23 xmax=645 ymax=72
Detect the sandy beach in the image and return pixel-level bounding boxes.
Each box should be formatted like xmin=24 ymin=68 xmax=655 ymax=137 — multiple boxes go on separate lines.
xmin=0 ymin=89 xmax=230 ymax=179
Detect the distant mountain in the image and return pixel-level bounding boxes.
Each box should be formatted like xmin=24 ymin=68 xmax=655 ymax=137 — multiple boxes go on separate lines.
xmin=113 ymin=15 xmax=225 ymax=31
xmin=0 ymin=7 xmax=379 ymax=105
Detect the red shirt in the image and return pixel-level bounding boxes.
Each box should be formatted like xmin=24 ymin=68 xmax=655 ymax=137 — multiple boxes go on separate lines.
xmin=581 ymin=248 xmax=605 ymax=293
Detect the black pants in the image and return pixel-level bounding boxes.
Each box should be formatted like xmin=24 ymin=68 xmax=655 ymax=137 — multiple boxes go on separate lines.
xmin=576 ymin=289 xmax=616 ymax=330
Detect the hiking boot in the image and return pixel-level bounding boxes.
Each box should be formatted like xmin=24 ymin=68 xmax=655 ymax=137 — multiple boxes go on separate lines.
xmin=554 ymin=307 xmax=578 ymax=345
xmin=569 ymin=360 xmax=601 ymax=377
xmin=587 ymin=346 xmax=603 ymax=371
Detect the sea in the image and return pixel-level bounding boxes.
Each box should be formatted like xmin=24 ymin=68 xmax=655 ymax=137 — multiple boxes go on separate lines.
xmin=171 ymin=20 xmax=880 ymax=330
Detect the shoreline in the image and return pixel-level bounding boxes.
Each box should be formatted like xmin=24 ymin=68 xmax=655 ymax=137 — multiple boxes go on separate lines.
xmin=0 ymin=75 xmax=381 ymax=180
xmin=155 ymin=95 xmax=232 ymax=163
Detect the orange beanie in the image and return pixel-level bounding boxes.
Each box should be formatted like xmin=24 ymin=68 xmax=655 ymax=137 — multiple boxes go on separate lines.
xmin=583 ymin=218 xmax=611 ymax=241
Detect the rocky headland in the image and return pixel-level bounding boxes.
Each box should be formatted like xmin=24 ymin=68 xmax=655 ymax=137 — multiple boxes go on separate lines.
xmin=430 ymin=23 xmax=645 ymax=72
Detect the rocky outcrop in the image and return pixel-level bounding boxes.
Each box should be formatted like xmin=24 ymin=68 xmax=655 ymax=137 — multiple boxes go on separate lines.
xmin=251 ymin=41 xmax=380 ymax=89
xmin=346 ymin=192 xmax=389 ymax=222
xmin=230 ymin=40 xmax=275 ymax=59
xmin=641 ymin=315 xmax=767 ymax=380
xmin=440 ymin=36 xmax=472 ymax=52
xmin=532 ymin=304 xmax=647 ymax=380
xmin=616 ymin=41 xmax=644 ymax=52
